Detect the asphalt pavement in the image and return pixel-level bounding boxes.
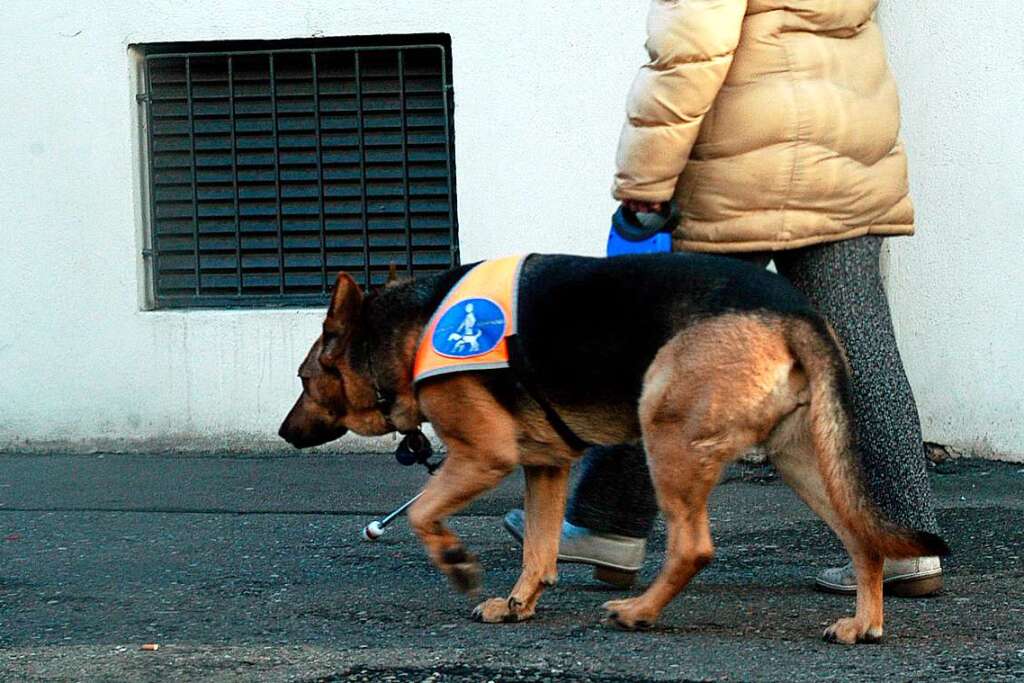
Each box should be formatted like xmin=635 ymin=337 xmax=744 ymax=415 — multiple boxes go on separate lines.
xmin=1 ymin=452 xmax=1022 ymax=682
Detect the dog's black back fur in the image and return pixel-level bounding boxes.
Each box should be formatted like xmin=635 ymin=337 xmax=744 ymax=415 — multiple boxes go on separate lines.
xmin=516 ymin=253 xmax=816 ymax=408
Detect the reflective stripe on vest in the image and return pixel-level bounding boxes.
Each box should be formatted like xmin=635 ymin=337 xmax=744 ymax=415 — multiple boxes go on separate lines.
xmin=412 ymin=255 xmax=526 ymax=384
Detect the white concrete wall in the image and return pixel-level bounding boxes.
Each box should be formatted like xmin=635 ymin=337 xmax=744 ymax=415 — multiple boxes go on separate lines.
xmin=1 ymin=1 xmax=1021 ymax=459
xmin=878 ymin=2 xmax=1024 ymax=460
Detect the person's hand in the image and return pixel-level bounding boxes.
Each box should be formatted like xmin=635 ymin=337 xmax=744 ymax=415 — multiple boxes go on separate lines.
xmin=623 ymin=199 xmax=665 ymax=215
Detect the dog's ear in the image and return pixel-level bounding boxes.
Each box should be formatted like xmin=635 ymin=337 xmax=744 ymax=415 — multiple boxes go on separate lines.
xmin=321 ymin=272 xmax=362 ymax=365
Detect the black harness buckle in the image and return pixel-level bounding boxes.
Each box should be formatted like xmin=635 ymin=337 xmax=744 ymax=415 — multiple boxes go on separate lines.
xmin=395 ymin=429 xmax=443 ymax=474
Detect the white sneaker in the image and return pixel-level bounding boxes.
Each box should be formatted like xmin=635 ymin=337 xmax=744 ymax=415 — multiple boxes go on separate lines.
xmin=815 ymin=556 xmax=943 ymax=597
xmin=502 ymin=509 xmax=645 ymax=587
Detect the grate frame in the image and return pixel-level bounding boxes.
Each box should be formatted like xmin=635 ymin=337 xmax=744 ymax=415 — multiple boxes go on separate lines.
xmin=138 ymin=36 xmax=458 ymax=309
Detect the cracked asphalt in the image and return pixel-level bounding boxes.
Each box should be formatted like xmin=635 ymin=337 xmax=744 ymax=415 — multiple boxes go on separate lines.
xmin=1 ymin=452 xmax=1022 ymax=682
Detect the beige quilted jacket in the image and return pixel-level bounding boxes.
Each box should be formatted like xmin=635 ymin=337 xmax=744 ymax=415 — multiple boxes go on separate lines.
xmin=613 ymin=0 xmax=914 ymax=253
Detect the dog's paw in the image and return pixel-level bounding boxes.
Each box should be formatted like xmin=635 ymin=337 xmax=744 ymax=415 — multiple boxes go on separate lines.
xmin=822 ymin=617 xmax=883 ymax=645
xmin=471 ymin=597 xmax=532 ymax=624
xmin=441 ymin=546 xmax=483 ymax=595
xmin=602 ymin=598 xmax=656 ymax=631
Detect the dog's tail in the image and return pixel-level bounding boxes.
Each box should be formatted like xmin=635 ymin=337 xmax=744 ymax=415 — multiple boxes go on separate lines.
xmin=785 ymin=317 xmax=949 ymax=560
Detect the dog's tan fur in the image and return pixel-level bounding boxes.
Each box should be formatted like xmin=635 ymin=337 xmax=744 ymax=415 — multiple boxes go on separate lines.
xmin=279 ymin=272 xmax=944 ymax=644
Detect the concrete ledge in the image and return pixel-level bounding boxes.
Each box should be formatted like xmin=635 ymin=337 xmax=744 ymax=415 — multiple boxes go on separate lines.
xmin=0 ymin=427 xmax=443 ymax=456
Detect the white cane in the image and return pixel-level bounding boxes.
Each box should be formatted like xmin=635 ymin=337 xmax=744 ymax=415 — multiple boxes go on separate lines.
xmin=361 ymin=491 xmax=425 ymax=541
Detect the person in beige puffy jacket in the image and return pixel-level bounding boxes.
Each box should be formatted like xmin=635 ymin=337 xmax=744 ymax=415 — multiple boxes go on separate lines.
xmin=504 ymin=0 xmax=943 ymax=596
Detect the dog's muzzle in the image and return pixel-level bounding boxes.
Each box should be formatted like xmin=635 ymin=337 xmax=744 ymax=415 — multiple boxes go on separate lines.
xmin=278 ymin=399 xmax=347 ymax=448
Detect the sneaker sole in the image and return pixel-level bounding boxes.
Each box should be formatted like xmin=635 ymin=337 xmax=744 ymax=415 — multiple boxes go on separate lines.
xmin=592 ymin=566 xmax=637 ymax=588
xmin=815 ymin=572 xmax=943 ymax=598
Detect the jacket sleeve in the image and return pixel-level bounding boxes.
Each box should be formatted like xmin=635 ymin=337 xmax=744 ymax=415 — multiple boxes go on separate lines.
xmin=612 ymin=0 xmax=747 ymax=202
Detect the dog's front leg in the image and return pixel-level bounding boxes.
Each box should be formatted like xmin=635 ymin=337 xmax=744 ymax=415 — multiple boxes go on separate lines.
xmin=407 ymin=452 xmax=514 ymax=595
xmin=473 ymin=464 xmax=570 ymax=624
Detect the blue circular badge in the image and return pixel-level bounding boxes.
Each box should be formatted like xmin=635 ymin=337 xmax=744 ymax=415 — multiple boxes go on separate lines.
xmin=431 ymin=297 xmax=506 ymax=358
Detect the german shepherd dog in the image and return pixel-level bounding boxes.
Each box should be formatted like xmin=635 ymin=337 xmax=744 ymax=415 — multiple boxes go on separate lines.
xmin=279 ymin=253 xmax=948 ymax=644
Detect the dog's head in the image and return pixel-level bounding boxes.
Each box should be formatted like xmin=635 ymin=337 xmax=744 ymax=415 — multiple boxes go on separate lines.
xmin=278 ymin=272 xmax=395 ymax=448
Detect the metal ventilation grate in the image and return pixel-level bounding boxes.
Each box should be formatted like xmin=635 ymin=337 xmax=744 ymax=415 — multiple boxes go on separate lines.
xmin=140 ymin=37 xmax=458 ymax=308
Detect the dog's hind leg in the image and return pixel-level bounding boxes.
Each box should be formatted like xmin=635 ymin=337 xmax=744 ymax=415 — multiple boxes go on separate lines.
xmin=602 ymin=423 xmax=750 ymax=630
xmin=473 ymin=464 xmax=570 ymax=623
xmin=603 ymin=316 xmax=802 ymax=631
xmin=767 ymin=314 xmax=950 ymax=644
xmin=769 ymin=410 xmax=885 ymax=644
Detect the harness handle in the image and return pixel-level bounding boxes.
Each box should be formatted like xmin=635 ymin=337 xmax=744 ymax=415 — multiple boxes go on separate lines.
xmin=612 ymin=204 xmax=678 ymax=242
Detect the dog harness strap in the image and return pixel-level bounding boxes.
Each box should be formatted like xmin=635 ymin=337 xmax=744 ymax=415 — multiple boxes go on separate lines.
xmin=506 ymin=335 xmax=593 ymax=452
xmin=413 ymin=255 xmax=526 ymax=383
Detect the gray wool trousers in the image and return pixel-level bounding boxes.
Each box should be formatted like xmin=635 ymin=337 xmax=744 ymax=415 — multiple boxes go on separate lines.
xmin=565 ymin=236 xmax=940 ymax=538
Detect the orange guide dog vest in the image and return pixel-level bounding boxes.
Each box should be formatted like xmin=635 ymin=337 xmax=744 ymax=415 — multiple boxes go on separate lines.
xmin=413 ymin=255 xmax=526 ymax=383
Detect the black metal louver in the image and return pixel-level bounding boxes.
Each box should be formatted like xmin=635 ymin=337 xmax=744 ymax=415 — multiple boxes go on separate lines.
xmin=140 ymin=36 xmax=458 ymax=308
